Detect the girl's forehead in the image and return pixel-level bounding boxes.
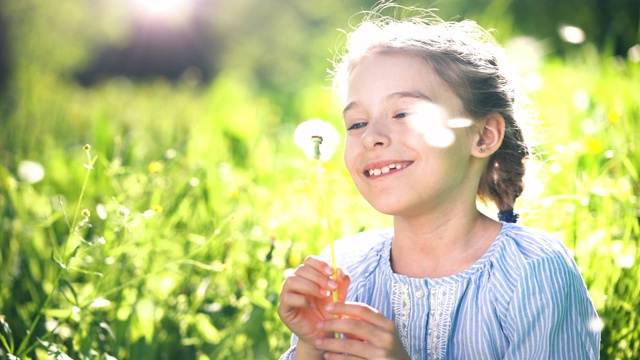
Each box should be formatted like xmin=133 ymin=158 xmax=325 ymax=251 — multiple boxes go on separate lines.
xmin=343 ymin=52 xmax=464 ymax=117
xmin=346 ymin=52 xmax=450 ymax=96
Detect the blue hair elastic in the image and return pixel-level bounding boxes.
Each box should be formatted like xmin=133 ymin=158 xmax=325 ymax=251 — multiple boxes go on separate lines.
xmin=498 ymin=210 xmax=519 ymax=223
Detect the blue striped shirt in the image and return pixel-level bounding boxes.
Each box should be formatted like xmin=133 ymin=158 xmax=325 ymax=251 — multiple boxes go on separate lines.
xmin=280 ymin=222 xmax=601 ymax=359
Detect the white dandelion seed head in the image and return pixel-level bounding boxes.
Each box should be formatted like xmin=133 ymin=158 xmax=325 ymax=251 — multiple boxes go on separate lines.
xmin=18 ymin=160 xmax=45 ymax=184
xmin=90 ymin=297 xmax=111 ymax=308
xmin=96 ymin=204 xmax=108 ymax=220
xmin=293 ymin=118 xmax=340 ymax=162
xmin=628 ymin=44 xmax=640 ymax=63
xmin=119 ymin=205 xmax=131 ymax=217
xmin=559 ymin=25 xmax=586 ymax=44
xmin=572 ymin=90 xmax=590 ymax=110
xmin=616 ymin=254 xmax=635 ymax=269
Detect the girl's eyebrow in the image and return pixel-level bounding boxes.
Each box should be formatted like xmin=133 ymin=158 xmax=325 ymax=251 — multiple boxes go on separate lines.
xmin=342 ymin=90 xmax=433 ymax=117
xmin=387 ymin=90 xmax=433 ymax=103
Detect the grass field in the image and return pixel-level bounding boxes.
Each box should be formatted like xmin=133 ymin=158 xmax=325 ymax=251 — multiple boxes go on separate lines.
xmin=1 ymin=10 xmax=639 ymax=360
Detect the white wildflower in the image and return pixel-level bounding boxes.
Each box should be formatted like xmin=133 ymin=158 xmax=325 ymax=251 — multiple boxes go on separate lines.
xmin=18 ymin=160 xmax=45 ymax=184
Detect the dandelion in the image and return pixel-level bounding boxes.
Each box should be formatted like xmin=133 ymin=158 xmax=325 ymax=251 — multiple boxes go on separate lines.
xmin=293 ymin=118 xmax=340 ymax=162
xmin=142 ymin=210 xmax=156 ymax=218
xmin=165 ymin=148 xmax=177 ymax=159
xmin=148 ymin=161 xmax=164 ymax=173
xmin=96 ymin=204 xmax=108 ymax=219
xmin=18 ymin=160 xmax=45 ymax=184
xmin=294 ymin=118 xmax=340 ymax=336
xmin=628 ymin=44 xmax=640 ymax=63
xmin=90 ymin=297 xmax=111 ymax=308
xmin=616 ymin=254 xmax=635 ymax=269
xmin=584 ymin=136 xmax=603 ymax=155
xmin=142 ymin=205 xmax=163 ymax=217
xmin=572 ymin=90 xmax=590 ymax=111
xmin=83 ymin=144 xmax=94 ymax=170
xmin=119 ymin=205 xmax=131 ymax=217
xmin=81 ymin=209 xmax=91 ymax=218
xmin=606 ymin=109 xmax=621 ymax=124
xmin=559 ymin=25 xmax=585 ymax=44
xmin=4 ymin=175 xmax=18 ymax=190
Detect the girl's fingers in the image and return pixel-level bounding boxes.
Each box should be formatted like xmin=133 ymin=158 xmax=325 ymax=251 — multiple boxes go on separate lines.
xmin=322 ymin=346 xmax=367 ymax=360
xmin=282 ymin=256 xmax=347 ymax=299
xmin=278 ymin=291 xmax=316 ymax=310
xmin=282 ymin=273 xmax=333 ymax=299
xmin=326 ymin=302 xmax=394 ymax=329
xmin=302 ymin=255 xmax=336 ymax=277
xmin=315 ymin=337 xmax=378 ymax=360
xmin=318 ymin=317 xmax=381 ymax=341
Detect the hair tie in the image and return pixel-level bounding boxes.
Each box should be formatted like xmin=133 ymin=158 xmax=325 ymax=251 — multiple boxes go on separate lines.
xmin=498 ymin=210 xmax=519 ymax=223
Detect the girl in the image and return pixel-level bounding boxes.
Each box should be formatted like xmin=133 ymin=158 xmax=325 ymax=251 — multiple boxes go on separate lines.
xmin=278 ymin=5 xmax=601 ymax=360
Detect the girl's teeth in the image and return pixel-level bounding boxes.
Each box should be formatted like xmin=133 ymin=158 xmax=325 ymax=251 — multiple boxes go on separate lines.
xmin=368 ymin=163 xmax=406 ymax=176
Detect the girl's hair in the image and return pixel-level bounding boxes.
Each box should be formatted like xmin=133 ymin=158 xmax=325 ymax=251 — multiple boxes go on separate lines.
xmin=331 ymin=5 xmax=531 ymax=216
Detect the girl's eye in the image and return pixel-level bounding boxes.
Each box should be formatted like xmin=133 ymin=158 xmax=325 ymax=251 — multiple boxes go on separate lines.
xmin=347 ymin=122 xmax=367 ymax=131
xmin=394 ymin=112 xmax=409 ymax=119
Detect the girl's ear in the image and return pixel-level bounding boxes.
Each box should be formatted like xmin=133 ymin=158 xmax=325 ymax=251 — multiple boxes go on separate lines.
xmin=472 ymin=113 xmax=505 ymax=158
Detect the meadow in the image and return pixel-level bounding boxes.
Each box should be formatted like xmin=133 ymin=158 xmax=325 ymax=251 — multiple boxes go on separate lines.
xmin=1 ymin=3 xmax=640 ymax=360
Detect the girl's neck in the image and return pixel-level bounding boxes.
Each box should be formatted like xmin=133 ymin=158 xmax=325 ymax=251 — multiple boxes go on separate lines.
xmin=390 ymin=209 xmax=501 ymax=278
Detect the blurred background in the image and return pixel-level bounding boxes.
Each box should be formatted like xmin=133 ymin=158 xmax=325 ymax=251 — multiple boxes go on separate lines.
xmin=0 ymin=0 xmax=639 ymax=359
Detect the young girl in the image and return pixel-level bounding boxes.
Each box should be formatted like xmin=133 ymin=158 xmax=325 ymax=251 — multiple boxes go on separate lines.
xmin=278 ymin=5 xmax=601 ymax=360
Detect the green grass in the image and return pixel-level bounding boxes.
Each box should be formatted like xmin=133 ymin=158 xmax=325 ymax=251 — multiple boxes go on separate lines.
xmin=1 ymin=40 xmax=639 ymax=360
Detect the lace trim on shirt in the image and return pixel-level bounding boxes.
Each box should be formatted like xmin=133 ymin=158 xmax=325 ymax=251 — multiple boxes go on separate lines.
xmin=427 ymin=283 xmax=458 ymax=359
xmin=391 ymin=282 xmax=411 ymax=351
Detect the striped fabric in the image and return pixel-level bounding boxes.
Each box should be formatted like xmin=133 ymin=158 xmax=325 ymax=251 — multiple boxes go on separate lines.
xmin=280 ymin=223 xmax=601 ymax=359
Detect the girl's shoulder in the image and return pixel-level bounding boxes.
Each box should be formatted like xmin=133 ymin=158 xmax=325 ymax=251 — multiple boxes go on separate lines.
xmin=490 ymin=222 xmax=587 ymax=299
xmin=496 ymin=222 xmax=575 ymax=264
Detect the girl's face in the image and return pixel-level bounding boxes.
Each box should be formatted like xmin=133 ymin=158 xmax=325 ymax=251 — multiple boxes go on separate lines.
xmin=343 ymin=52 xmax=479 ymax=218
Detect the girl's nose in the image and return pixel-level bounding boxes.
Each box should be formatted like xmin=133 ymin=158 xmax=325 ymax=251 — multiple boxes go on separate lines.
xmin=362 ymin=120 xmax=390 ymax=149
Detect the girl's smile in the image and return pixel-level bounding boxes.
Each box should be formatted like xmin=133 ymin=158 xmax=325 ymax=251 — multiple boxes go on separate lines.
xmin=363 ymin=160 xmax=414 ymax=177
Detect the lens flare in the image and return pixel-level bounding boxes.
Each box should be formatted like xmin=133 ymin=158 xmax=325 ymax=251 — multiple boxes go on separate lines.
xmin=134 ymin=0 xmax=185 ymax=16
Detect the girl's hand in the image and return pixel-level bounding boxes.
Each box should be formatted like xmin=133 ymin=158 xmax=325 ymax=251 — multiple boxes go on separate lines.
xmin=315 ymin=302 xmax=410 ymax=360
xmin=277 ymin=256 xmax=350 ymax=350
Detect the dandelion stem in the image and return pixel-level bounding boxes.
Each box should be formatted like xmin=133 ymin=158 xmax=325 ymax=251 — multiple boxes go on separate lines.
xmin=312 ymin=136 xmax=340 ymax=339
